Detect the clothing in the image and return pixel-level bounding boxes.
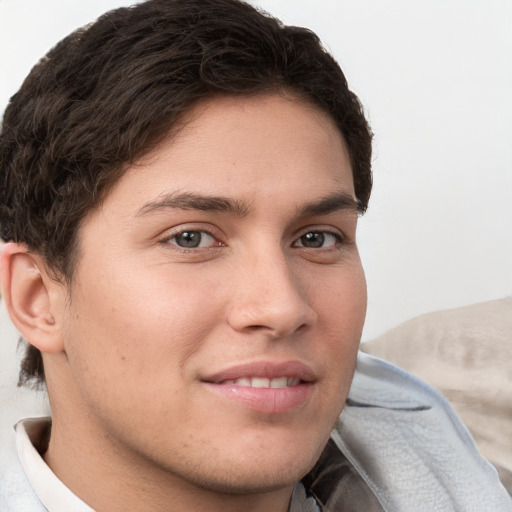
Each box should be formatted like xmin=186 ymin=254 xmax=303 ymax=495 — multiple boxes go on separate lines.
xmin=1 ymin=352 xmax=511 ymax=511
xmin=362 ymin=297 xmax=512 ymax=493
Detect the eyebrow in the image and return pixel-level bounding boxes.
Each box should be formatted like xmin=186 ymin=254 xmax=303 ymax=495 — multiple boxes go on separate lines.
xmin=136 ymin=192 xmax=250 ymax=217
xmin=136 ymin=190 xmax=362 ymax=218
xmin=298 ymin=192 xmax=363 ymax=216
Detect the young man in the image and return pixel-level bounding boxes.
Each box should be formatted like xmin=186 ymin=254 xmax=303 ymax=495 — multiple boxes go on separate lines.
xmin=0 ymin=1 xmax=510 ymax=511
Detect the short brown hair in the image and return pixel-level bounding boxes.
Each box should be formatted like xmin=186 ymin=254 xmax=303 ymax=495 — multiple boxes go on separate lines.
xmin=0 ymin=0 xmax=372 ymax=387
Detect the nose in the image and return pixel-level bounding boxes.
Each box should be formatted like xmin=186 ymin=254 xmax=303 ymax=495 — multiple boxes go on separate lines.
xmin=226 ymin=249 xmax=317 ymax=338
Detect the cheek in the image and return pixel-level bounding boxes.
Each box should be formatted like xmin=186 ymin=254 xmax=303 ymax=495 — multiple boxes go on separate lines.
xmin=65 ymin=266 xmax=226 ymax=381
xmin=313 ymin=264 xmax=366 ymax=385
xmin=314 ymin=262 xmax=367 ymax=335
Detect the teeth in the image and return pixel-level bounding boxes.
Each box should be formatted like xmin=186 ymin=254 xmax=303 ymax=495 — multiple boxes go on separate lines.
xmin=270 ymin=377 xmax=288 ymax=388
xmin=228 ymin=377 xmax=300 ymax=388
xmin=251 ymin=377 xmax=270 ymax=388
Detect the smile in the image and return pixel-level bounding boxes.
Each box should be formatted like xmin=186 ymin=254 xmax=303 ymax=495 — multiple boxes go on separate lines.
xmin=202 ymin=361 xmax=316 ymax=414
xmin=220 ymin=377 xmax=301 ymax=388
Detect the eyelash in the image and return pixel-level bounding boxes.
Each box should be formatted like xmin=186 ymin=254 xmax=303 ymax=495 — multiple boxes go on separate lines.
xmin=292 ymin=230 xmax=344 ymax=249
xmin=159 ymin=228 xmax=345 ymax=251
xmin=160 ymin=229 xmax=223 ymax=251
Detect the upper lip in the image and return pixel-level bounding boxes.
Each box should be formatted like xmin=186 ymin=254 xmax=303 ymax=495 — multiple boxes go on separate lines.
xmin=201 ymin=360 xmax=317 ymax=384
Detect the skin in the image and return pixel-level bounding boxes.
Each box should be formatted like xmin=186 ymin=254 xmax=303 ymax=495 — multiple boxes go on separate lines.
xmin=6 ymin=92 xmax=367 ymax=512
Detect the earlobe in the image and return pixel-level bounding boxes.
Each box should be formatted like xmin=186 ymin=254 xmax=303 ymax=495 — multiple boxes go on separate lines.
xmin=0 ymin=243 xmax=65 ymax=353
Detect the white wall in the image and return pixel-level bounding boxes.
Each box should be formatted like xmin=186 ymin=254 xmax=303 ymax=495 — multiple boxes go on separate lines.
xmin=1 ymin=0 xmax=511 ymax=349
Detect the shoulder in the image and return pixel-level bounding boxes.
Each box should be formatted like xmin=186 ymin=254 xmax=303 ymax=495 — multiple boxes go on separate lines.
xmin=332 ymin=352 xmax=512 ymax=512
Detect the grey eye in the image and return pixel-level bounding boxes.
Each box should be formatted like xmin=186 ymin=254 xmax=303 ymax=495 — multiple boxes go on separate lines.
xmin=300 ymin=232 xmax=325 ymax=248
xmin=294 ymin=231 xmax=340 ymax=248
xmin=172 ymin=231 xmax=209 ymax=248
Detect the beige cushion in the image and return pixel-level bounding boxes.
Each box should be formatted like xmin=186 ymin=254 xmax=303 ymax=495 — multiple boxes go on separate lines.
xmin=362 ymin=298 xmax=512 ymax=493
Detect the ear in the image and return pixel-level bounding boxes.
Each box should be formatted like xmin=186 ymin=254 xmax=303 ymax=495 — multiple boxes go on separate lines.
xmin=0 ymin=243 xmax=65 ymax=353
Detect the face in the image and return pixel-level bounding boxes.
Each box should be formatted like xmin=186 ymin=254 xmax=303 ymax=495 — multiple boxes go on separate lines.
xmin=56 ymin=93 xmax=367 ymax=495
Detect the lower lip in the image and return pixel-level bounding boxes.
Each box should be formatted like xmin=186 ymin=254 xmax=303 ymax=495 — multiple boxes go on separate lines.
xmin=203 ymin=382 xmax=314 ymax=414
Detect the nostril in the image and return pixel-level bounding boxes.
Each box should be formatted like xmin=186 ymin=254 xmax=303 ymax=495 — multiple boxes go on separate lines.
xmin=226 ymin=291 xmax=316 ymax=336
xmin=243 ymin=322 xmax=309 ymax=337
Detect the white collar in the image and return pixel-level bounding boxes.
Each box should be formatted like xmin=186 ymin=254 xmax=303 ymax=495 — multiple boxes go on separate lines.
xmin=15 ymin=417 xmax=94 ymax=512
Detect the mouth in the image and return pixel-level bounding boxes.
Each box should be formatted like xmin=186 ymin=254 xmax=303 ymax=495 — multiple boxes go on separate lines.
xmin=219 ymin=376 xmax=302 ymax=388
xmin=201 ymin=361 xmax=316 ymax=414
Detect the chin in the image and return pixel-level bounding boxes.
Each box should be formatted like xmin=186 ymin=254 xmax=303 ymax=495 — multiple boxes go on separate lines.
xmin=188 ymin=437 xmax=326 ymax=495
xmin=193 ymin=462 xmax=311 ymax=496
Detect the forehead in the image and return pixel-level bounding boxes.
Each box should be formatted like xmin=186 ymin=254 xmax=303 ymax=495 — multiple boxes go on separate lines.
xmin=87 ymin=92 xmax=355 ymax=224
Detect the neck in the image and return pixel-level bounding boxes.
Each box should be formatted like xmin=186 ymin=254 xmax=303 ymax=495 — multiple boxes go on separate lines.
xmin=44 ymin=410 xmax=293 ymax=512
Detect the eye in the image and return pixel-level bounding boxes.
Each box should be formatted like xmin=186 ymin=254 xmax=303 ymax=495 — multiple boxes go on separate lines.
xmin=293 ymin=231 xmax=341 ymax=249
xmin=165 ymin=230 xmax=220 ymax=249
